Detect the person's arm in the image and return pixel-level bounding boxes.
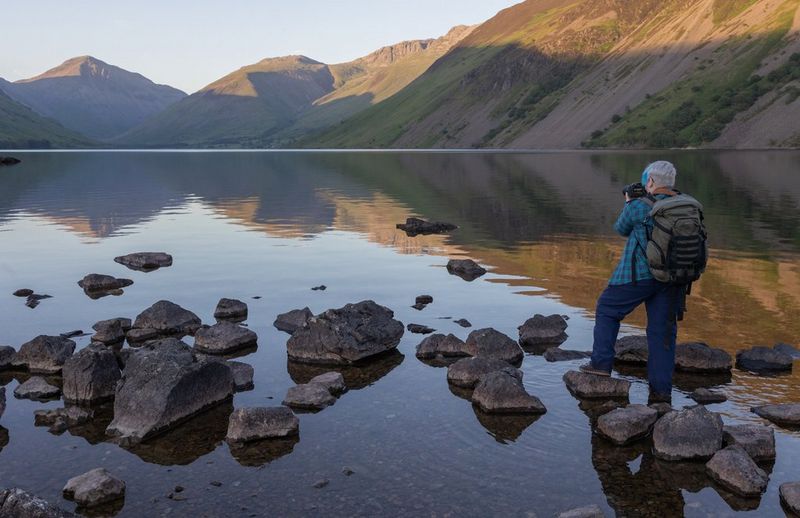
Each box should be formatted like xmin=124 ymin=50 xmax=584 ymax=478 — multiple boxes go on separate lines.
xmin=614 ymin=200 xmax=643 ymax=237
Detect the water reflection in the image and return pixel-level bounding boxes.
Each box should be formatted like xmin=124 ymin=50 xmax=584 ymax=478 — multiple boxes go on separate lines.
xmin=287 ymin=350 xmax=405 ymax=390
xmin=228 ymin=437 xmax=299 ymax=468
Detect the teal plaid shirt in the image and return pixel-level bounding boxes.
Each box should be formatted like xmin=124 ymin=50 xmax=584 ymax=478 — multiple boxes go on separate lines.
xmin=608 ymin=195 xmax=670 ymax=286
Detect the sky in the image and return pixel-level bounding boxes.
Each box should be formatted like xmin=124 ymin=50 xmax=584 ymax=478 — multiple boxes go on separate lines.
xmin=2 ymin=0 xmax=521 ymax=94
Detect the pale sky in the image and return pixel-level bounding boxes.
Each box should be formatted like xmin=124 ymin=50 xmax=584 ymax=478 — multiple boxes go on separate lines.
xmin=2 ymin=0 xmax=521 ymax=93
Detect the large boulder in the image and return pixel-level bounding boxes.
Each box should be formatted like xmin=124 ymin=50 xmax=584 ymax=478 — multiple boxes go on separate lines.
xmin=517 ymin=314 xmax=568 ymax=348
xmin=471 ymin=371 xmax=546 ymax=414
xmin=62 ymin=344 xmax=121 ymax=404
xmin=675 ymin=342 xmax=732 ymax=373
xmin=106 ymin=339 xmax=234 ymax=444
xmin=596 ymin=404 xmax=658 ymax=445
xmin=13 ymin=377 xmax=61 ymax=400
xmin=781 ymin=482 xmax=800 ymax=515
xmin=396 ymin=217 xmax=457 ymax=236
xmin=706 ymin=445 xmax=768 ymax=497
xmin=653 ymin=405 xmax=723 ymax=461
xmin=736 ymin=346 xmax=793 ymax=372
xmin=90 ymin=318 xmax=127 ymax=345
xmin=563 ymin=371 xmax=631 ymax=399
xmin=0 ymin=488 xmax=75 ymax=517
xmin=415 ymin=333 xmax=469 ymax=359
xmin=273 ymin=307 xmax=313 ymax=334
xmin=722 ymin=424 xmax=775 ymax=462
xmin=544 ymin=349 xmax=590 ymax=362
xmin=446 ymin=259 xmax=487 ymax=281
xmin=614 ymin=335 xmax=648 ymax=365
xmin=214 ymin=298 xmax=248 ymax=321
xmin=114 ymin=252 xmax=173 ymax=271
xmin=447 ymin=357 xmax=522 ymax=388
xmin=464 ymin=328 xmax=523 ymax=364
xmin=62 ymin=468 xmax=125 ymax=508
xmin=226 ymin=407 xmax=299 ymax=443
xmin=282 ymin=383 xmax=336 ymax=410
xmin=751 ymin=403 xmax=800 ymax=426
xmin=194 ymin=321 xmax=257 ymax=355
xmin=132 ymin=300 xmax=201 ymax=338
xmin=0 ymin=346 xmax=16 ymax=370
xmin=286 ymin=301 xmax=404 ymax=365
xmin=77 ymin=274 xmax=133 ymax=293
xmin=12 ymin=335 xmax=76 ymax=374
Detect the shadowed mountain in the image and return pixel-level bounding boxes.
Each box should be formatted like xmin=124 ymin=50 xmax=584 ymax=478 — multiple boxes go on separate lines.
xmin=1 ymin=56 xmax=186 ymax=140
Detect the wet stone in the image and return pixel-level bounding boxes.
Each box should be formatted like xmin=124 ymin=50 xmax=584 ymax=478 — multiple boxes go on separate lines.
xmin=415 ymin=295 xmax=433 ymax=305
xmin=614 ymin=335 xmax=648 ymax=365
xmin=214 ymin=298 xmax=248 ymax=321
xmin=706 ymin=445 xmax=768 ymax=497
xmin=675 ymin=342 xmax=732 ymax=373
xmin=596 ymin=404 xmax=658 ymax=445
xmin=283 ymin=383 xmax=336 ymax=410
xmin=653 ymin=405 xmax=723 ymax=461
xmin=780 ymin=482 xmax=800 ymax=515
xmin=563 ymin=371 xmax=631 ymax=399
xmin=309 ymin=372 xmax=346 ymax=396
xmin=751 ymin=403 xmax=800 ymax=426
xmin=0 ymin=346 xmax=15 ymax=370
xmin=407 ymin=323 xmax=435 ymax=335
xmin=544 ymin=349 xmax=591 ymax=362
xmin=226 ymin=407 xmax=299 ymax=442
xmin=447 ymin=357 xmax=522 ymax=389
xmin=91 ymin=318 xmax=126 ymax=344
xmin=471 ymin=371 xmax=546 ymax=414
xmin=63 ymin=468 xmax=126 ymax=508
xmin=229 ymin=361 xmax=255 ymax=392
xmin=132 ymin=300 xmax=202 ymax=338
xmin=691 ymin=388 xmax=727 ymax=404
xmin=114 ymin=252 xmax=173 ymax=271
xmin=723 ymin=424 xmax=775 ymax=462
xmin=12 ymin=335 xmax=76 ymax=374
xmin=454 ymin=319 xmax=472 ymax=328
xmin=415 ymin=333 xmax=470 ymax=359
xmin=465 ymin=328 xmax=524 ymax=364
xmin=14 ymin=376 xmax=61 ymax=400
xmin=13 ymin=288 xmax=33 ymax=297
xmin=77 ymin=274 xmax=133 ymax=293
xmin=273 ymin=307 xmax=313 ymax=334
xmin=62 ymin=344 xmax=121 ymax=404
xmin=0 ymin=488 xmax=75 ymax=517
xmin=194 ymin=321 xmax=258 ymax=355
xmin=446 ymin=259 xmax=486 ymax=281
xmin=518 ymin=314 xmax=568 ymax=347
xmin=736 ymin=346 xmax=793 ymax=372
xmin=557 ymin=505 xmax=605 ymax=518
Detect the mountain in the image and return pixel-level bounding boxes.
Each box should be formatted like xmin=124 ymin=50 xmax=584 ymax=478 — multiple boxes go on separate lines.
xmin=1 ymin=56 xmax=186 ymax=140
xmin=116 ymin=26 xmax=473 ymax=148
xmin=308 ymin=0 xmax=800 ymax=149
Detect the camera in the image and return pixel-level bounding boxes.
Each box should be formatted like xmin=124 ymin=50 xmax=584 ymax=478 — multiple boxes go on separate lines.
xmin=622 ymin=182 xmax=647 ymax=199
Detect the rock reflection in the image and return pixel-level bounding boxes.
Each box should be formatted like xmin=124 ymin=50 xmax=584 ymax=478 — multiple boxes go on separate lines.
xmin=287 ymin=350 xmax=404 ymax=390
xmin=0 ymin=426 xmax=8 ymax=453
xmin=227 ymin=436 xmax=299 ymax=468
xmin=472 ymin=408 xmax=540 ymax=444
xmin=613 ymin=364 xmax=733 ymax=391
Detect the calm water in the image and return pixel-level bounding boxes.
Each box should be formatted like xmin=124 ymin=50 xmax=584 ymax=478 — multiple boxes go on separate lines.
xmin=0 ymin=151 xmax=799 ymax=517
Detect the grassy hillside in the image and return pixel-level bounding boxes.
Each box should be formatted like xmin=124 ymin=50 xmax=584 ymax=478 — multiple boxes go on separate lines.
xmin=0 ymin=87 xmax=93 ymax=149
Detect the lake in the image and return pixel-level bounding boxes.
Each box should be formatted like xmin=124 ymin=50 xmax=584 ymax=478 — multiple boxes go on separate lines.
xmin=0 ymin=150 xmax=799 ymax=517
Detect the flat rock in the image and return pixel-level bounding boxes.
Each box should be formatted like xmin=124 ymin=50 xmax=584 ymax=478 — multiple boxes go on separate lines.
xmin=132 ymin=300 xmax=202 ymax=338
xmin=596 ymin=404 xmax=658 ymax=445
xmin=14 ymin=377 xmax=61 ymax=400
xmin=774 ymin=343 xmax=800 ymax=359
xmin=226 ymin=407 xmax=299 ymax=442
xmin=446 ymin=259 xmax=486 ymax=281
xmin=106 ymin=339 xmax=234 ymax=444
xmin=283 ymin=383 xmax=336 ymax=410
xmin=614 ymin=335 xmax=648 ymax=365
xmin=691 ymin=388 xmax=727 ymax=404
xmin=273 ymin=307 xmax=313 ymax=334
xmin=13 ymin=288 xmax=33 ymax=297
xmin=415 ymin=333 xmax=470 ymax=359
xmin=77 ymin=274 xmax=133 ymax=293
xmin=544 ymin=349 xmax=591 ymax=362
xmin=471 ymin=371 xmax=546 ymax=414
xmin=465 ymin=328 xmax=523 ymax=364
xmin=407 ymin=323 xmax=435 ymax=335
xmin=396 ymin=217 xmax=456 ymax=236
xmin=12 ymin=335 xmax=76 ymax=374
xmin=780 ymin=482 xmax=800 ymax=515
xmin=63 ymin=468 xmax=126 ymax=507
xmin=286 ymin=300 xmax=404 ymax=365
xmin=114 ymin=252 xmax=173 ymax=271
xmin=447 ymin=357 xmax=522 ymax=388
xmin=62 ymin=344 xmax=121 ymax=404
xmin=214 ymin=298 xmax=248 ymax=321
xmin=228 ymin=361 xmax=254 ymax=391
xmin=194 ymin=321 xmax=257 ymax=355
xmin=751 ymin=403 xmax=800 ymax=426
xmin=0 ymin=488 xmax=75 ymax=517
xmin=91 ymin=318 xmax=126 ymax=344
xmin=723 ymin=424 xmax=775 ymax=461
xmin=736 ymin=346 xmax=793 ymax=372
xmin=557 ymin=505 xmax=605 ymax=518
xmin=0 ymin=346 xmax=15 ymax=370
xmin=675 ymin=342 xmax=732 ymax=373
xmin=518 ymin=314 xmax=568 ymax=347
xmin=563 ymin=371 xmax=631 ymax=399
xmin=454 ymin=319 xmax=472 ymax=328
xmin=309 ymin=372 xmax=346 ymax=395
xmin=653 ymin=405 xmax=723 ymax=461
xmin=706 ymin=445 xmax=768 ymax=497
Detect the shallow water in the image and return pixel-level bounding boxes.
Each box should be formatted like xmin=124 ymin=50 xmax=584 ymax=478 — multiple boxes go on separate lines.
xmin=0 ymin=150 xmax=799 ymax=517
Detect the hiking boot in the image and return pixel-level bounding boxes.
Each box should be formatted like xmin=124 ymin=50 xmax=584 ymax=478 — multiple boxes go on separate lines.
xmin=579 ymin=362 xmax=611 ymax=377
xmin=648 ymin=391 xmax=673 ymax=405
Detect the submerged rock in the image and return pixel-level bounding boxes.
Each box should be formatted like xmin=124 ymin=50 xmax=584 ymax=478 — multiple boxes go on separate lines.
xmin=0 ymin=488 xmax=75 ymax=517
xmin=407 ymin=323 xmax=435 ymax=335
xmin=34 ymin=406 xmax=93 ymax=431
xmin=273 ymin=307 xmax=313 ymax=334
xmin=614 ymin=335 xmax=648 ymax=365
xmin=675 ymin=342 xmax=732 ymax=373
xmin=557 ymin=505 xmax=605 ymax=518
xmin=396 ymin=217 xmax=457 ymax=236
xmin=282 ymin=383 xmax=336 ymax=410
xmin=446 ymin=259 xmax=486 ymax=281
xmin=723 ymin=424 xmax=775 ymax=462
xmin=465 ymin=328 xmax=524 ymax=364
xmin=415 ymin=333 xmax=469 ymax=359
xmin=309 ymin=372 xmax=346 ymax=396
xmin=14 ymin=377 xmax=61 ymax=400
xmin=751 ymin=403 xmax=800 ymax=426
xmin=0 ymin=346 xmax=15 ymax=370
xmin=194 ymin=321 xmax=258 ymax=355
xmin=106 ymin=339 xmax=234 ymax=444
xmin=454 ymin=319 xmax=472 ymax=328
xmin=286 ymin=300 xmax=404 ymax=365
xmin=91 ymin=318 xmax=126 ymax=345
xmin=63 ymin=468 xmax=125 ymax=508
xmin=691 ymin=388 xmax=727 ymax=404
xmin=62 ymin=344 xmax=120 ymax=404
xmin=214 ymin=298 xmax=248 ymax=321
xmin=544 ymin=349 xmax=591 ymax=362
xmin=12 ymin=288 xmax=33 ymax=297
xmin=653 ymin=405 xmax=723 ymax=461
xmin=132 ymin=300 xmax=202 ymax=338
xmin=12 ymin=335 xmax=75 ymax=373
xmin=781 ymin=482 xmax=800 ymax=515
xmin=471 ymin=371 xmax=546 ymax=414
xmin=447 ymin=357 xmax=522 ymax=388
xmin=226 ymin=407 xmax=299 ymax=442
xmin=563 ymin=371 xmax=631 ymax=399
xmin=706 ymin=445 xmax=768 ymax=497
xmin=228 ymin=361 xmax=255 ymax=392
xmin=736 ymin=346 xmax=793 ymax=372
xmin=77 ymin=274 xmax=133 ymax=293
xmin=596 ymin=404 xmax=658 ymax=445
xmin=114 ymin=252 xmax=173 ymax=271
xmin=518 ymin=314 xmax=568 ymax=348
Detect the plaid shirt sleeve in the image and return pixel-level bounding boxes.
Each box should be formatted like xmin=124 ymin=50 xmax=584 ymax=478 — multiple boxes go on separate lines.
xmin=608 ymin=199 xmax=654 ymax=285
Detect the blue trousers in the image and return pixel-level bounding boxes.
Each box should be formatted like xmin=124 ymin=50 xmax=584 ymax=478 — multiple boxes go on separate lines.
xmin=590 ymin=279 xmax=678 ymax=395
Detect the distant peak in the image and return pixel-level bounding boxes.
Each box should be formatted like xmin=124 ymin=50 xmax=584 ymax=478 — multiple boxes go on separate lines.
xmin=255 ymin=55 xmax=323 ymax=66
xmin=18 ymin=55 xmax=117 ymax=82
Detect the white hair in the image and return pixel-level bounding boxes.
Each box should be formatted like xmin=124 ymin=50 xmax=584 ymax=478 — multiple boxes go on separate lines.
xmin=646 ymin=161 xmax=677 ymax=188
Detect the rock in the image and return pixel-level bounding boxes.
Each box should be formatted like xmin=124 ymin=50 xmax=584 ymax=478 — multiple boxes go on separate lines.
xmin=91 ymin=318 xmax=126 ymax=344
xmin=614 ymin=335 xmax=648 ymax=365
xmin=13 ymin=288 xmax=33 ymax=297
xmin=649 ymin=402 xmax=674 ymax=417
xmin=544 ymin=349 xmax=591 ymax=362
xmin=596 ymin=404 xmax=658 ymax=445
xmin=563 ymin=371 xmax=631 ymax=399
xmin=273 ymin=307 xmax=313 ymax=334
xmin=77 ymin=274 xmax=133 ymax=293
xmin=309 ymin=372 xmax=346 ymax=395
xmin=557 ymin=505 xmax=605 ymax=518
xmin=751 ymin=403 xmax=800 ymax=426
xmin=14 ymin=377 xmax=61 ymax=400
xmin=312 ymin=479 xmax=330 ymax=489
xmin=13 ymin=335 xmax=75 ymax=373
xmin=0 ymin=387 xmax=5 ymax=420
xmin=286 ymin=300 xmax=404 ymax=365
xmin=780 ymin=482 xmax=800 ymax=515
xmin=0 ymin=346 xmax=15 ymax=370
xmin=194 ymin=321 xmax=257 ymax=355
xmin=774 ymin=343 xmax=800 ymax=359
xmin=59 ymin=331 xmax=84 ymax=339
xmin=34 ymin=406 xmax=93 ymax=429
xmin=722 ymin=424 xmax=775 ymax=462
xmin=653 ymin=405 xmax=723 ymax=461
xmin=454 ymin=319 xmax=472 ymax=328
xmin=0 ymin=488 xmax=75 ymax=517
xmin=407 ymin=323 xmax=435 ymax=335
xmin=24 ymin=293 xmax=52 ymax=309
xmin=415 ymin=295 xmax=433 ymax=305
xmin=675 ymin=342 xmax=732 ymax=373
xmin=446 ymin=259 xmax=487 ymax=281
xmin=311 ymin=285 xmax=327 ymax=291
xmin=342 ymin=467 xmax=355 ymax=476
xmin=63 ymin=468 xmax=126 ymax=507
xmin=0 ymin=156 xmax=22 ymax=165
xmin=228 ymin=361 xmax=255 ymax=391
xmin=114 ymin=252 xmax=173 ymax=271
xmin=465 ymin=328 xmax=523 ymax=364
xmin=396 ymin=217 xmax=457 ymax=236
xmin=106 ymin=339 xmax=234 ymax=444
xmin=471 ymin=371 xmax=546 ymax=414
xmin=214 ymin=298 xmax=248 ymax=321
xmin=132 ymin=300 xmax=202 ymax=338
xmin=282 ymin=383 xmax=336 ymax=410
xmin=411 ymin=303 xmax=427 ymax=311
xmin=226 ymin=407 xmax=299 ymax=442
xmin=706 ymin=445 xmax=768 ymax=497
xmin=447 ymin=357 xmax=522 ymax=388
xmin=415 ymin=333 xmax=470 ymax=359
xmin=691 ymin=388 xmax=727 ymax=404
xmin=736 ymin=346 xmax=793 ymax=372
xmin=518 ymin=314 xmax=568 ymax=347
xmin=62 ymin=344 xmax=121 ymax=404
xmin=126 ymin=328 xmax=159 ymax=344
